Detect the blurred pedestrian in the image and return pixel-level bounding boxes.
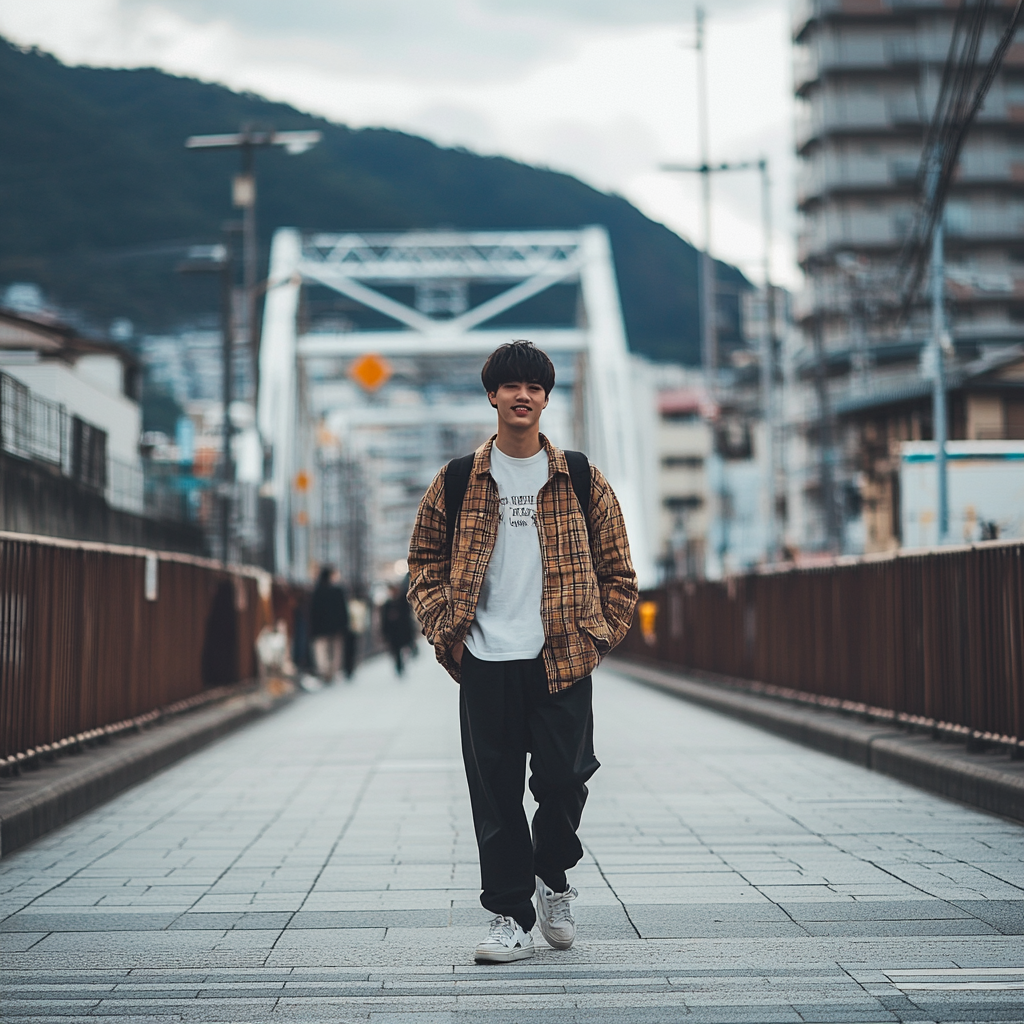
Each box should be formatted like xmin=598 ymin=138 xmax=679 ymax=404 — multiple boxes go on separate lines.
xmin=344 ymin=593 xmax=367 ymax=680
xmin=381 ymin=581 xmax=414 ymax=676
xmin=309 ymin=566 xmax=348 ymax=683
xmin=255 ymin=619 xmax=295 ymax=696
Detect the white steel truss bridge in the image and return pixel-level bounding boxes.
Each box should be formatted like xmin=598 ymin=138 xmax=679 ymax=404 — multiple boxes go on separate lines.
xmin=257 ymin=226 xmax=654 ymax=584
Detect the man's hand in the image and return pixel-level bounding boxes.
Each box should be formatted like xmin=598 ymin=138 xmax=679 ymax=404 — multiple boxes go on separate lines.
xmin=451 ymin=641 xmax=465 ymax=665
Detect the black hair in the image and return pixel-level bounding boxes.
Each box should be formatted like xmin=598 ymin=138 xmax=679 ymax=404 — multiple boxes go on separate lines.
xmin=481 ymin=340 xmax=555 ymax=397
xmin=316 ymin=566 xmax=334 ymax=587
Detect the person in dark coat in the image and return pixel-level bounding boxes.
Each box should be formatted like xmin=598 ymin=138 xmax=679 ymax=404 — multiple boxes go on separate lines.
xmin=381 ymin=581 xmax=415 ymax=676
xmin=309 ymin=566 xmax=349 ymax=682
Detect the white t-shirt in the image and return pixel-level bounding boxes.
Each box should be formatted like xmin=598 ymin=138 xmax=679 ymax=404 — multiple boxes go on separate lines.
xmin=464 ymin=444 xmax=549 ymax=661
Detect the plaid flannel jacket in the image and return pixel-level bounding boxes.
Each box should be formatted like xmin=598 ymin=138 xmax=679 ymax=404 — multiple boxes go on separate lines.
xmin=407 ymin=435 xmax=638 ymax=692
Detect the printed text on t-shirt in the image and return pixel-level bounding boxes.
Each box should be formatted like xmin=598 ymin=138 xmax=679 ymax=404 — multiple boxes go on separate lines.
xmin=497 ymin=495 xmax=537 ymax=528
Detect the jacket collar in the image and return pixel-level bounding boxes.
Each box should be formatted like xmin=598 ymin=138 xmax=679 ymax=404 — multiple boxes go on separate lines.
xmin=473 ymin=434 xmax=567 ymax=481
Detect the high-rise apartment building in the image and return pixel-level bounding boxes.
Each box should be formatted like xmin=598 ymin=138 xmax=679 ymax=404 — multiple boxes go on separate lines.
xmin=791 ymin=0 xmax=1024 ymax=551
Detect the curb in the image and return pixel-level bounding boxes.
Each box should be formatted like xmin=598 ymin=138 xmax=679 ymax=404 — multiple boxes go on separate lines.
xmin=0 ymin=689 xmax=292 ymax=858
xmin=607 ymin=657 xmax=1024 ymax=825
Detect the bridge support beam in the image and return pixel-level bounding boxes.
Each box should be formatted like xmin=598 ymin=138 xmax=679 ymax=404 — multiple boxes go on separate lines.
xmin=257 ymin=228 xmax=302 ymax=576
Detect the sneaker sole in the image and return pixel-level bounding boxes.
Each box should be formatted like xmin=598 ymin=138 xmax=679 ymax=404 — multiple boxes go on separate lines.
xmin=474 ymin=944 xmax=536 ymax=963
xmin=537 ymin=922 xmax=575 ymax=950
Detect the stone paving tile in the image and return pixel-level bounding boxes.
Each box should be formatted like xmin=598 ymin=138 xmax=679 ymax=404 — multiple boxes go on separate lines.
xmin=779 ymin=899 xmax=978 ymax=921
xmin=3 ymin=657 xmax=1024 ymax=1021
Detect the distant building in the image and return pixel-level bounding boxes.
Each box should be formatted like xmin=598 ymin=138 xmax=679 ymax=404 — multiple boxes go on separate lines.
xmin=0 ymin=307 xmax=143 ymax=510
xmin=655 ymin=382 xmax=714 ymax=580
xmin=639 ymin=275 xmax=801 ymax=581
xmin=900 ymin=440 xmax=1024 ymax=546
xmin=792 ymin=0 xmax=1024 ymax=551
xmin=141 ymin=330 xmax=223 ymax=405
xmin=841 ymin=345 xmax=1024 ymax=549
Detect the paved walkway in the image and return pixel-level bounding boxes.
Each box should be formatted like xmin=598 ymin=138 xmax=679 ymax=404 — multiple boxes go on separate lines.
xmin=2 ymin=652 xmax=1024 ymax=1023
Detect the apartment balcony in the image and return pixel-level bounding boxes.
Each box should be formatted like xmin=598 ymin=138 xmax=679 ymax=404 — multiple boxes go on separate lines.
xmin=796 ymin=96 xmax=923 ymax=150
xmin=799 ymin=151 xmax=1024 ymax=206
xmin=799 ymin=212 xmax=912 ymax=262
xmin=794 ymin=280 xmax=1024 ymax=354
xmin=794 ymin=39 xmax=957 ymax=95
xmin=800 ymin=198 xmax=1024 ymax=262
xmin=795 ymin=0 xmax=1017 ymax=38
xmin=798 ymin=155 xmax=919 ymax=205
xmin=793 ymin=0 xmax=890 ymax=40
xmin=800 ymin=35 xmax=1008 ymax=90
xmin=944 ymin=201 xmax=1024 ymax=241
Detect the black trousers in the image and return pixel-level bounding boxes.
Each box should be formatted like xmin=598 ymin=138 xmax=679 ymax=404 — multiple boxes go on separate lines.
xmin=459 ymin=649 xmax=599 ymax=930
xmin=343 ymin=631 xmax=357 ymax=679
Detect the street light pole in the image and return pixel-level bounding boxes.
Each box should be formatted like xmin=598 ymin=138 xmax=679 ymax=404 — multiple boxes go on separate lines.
xmin=185 ymin=128 xmax=321 ymax=404
xmin=238 ymin=145 xmax=258 ymax=399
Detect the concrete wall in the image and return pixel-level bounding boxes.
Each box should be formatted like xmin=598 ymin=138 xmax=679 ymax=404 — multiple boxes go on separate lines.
xmin=0 ymin=451 xmax=206 ymax=555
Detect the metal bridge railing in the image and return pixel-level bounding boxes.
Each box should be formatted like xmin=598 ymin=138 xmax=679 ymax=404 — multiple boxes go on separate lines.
xmin=0 ymin=532 xmax=287 ymax=762
xmin=619 ymin=542 xmax=1024 ymax=747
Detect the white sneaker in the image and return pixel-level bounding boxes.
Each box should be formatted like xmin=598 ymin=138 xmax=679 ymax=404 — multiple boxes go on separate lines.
xmin=535 ymin=877 xmax=578 ymax=949
xmin=474 ymin=914 xmax=535 ymax=963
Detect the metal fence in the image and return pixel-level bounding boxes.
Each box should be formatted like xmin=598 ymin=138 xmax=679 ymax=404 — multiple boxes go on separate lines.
xmin=0 ymin=372 xmax=71 ymax=471
xmin=619 ymin=541 xmax=1024 ymax=744
xmin=106 ymin=456 xmax=144 ymax=514
xmin=0 ymin=531 xmax=281 ymax=760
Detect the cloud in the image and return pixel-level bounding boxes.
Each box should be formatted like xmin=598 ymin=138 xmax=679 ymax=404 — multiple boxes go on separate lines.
xmin=521 ymin=117 xmax=662 ymax=194
xmin=103 ymin=0 xmax=760 ymax=83
xmin=404 ymin=104 xmax=499 ymax=153
xmin=125 ymin=0 xmax=716 ymax=35
xmin=0 ymin=0 xmax=800 ymax=284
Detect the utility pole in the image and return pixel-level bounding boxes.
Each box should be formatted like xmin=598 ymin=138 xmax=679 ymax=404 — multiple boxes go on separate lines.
xmin=758 ymin=158 xmax=778 ymax=561
xmin=695 ymin=6 xmax=715 ymax=388
xmin=661 ymin=152 xmax=779 ymax=560
xmin=927 ymin=157 xmax=950 ymax=545
xmin=663 ymin=11 xmax=785 ymax=567
xmin=811 ymin=313 xmax=842 ymax=551
xmin=177 ymin=226 xmax=241 ymax=564
xmin=185 ymin=128 xmax=321 ymax=403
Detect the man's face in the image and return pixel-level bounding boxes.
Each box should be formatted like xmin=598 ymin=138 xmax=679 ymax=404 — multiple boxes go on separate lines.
xmin=489 ymin=380 xmax=549 ymax=432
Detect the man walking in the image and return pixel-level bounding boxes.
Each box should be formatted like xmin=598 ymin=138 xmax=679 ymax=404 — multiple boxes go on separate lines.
xmin=408 ymin=340 xmax=638 ymax=963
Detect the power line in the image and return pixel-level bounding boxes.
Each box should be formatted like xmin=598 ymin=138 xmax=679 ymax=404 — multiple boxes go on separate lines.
xmin=898 ymin=0 xmax=1024 ymax=313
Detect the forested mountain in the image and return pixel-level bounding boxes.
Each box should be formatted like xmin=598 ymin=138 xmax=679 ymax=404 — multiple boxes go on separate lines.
xmin=0 ymin=37 xmax=747 ymax=364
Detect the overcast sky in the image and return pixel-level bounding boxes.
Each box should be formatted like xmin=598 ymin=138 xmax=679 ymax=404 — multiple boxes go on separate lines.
xmin=0 ymin=0 xmax=799 ymax=286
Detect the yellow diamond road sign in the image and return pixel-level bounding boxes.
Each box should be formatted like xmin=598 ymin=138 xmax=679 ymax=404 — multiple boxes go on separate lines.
xmin=349 ymin=353 xmax=392 ymax=392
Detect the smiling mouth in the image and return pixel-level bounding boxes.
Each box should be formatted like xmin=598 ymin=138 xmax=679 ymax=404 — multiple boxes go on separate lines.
xmin=512 ymin=404 xmax=531 ymax=413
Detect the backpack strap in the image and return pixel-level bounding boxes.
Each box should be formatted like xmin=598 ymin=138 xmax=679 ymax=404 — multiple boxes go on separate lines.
xmin=444 ymin=448 xmax=592 ymax=556
xmin=443 ymin=453 xmax=475 ymax=558
xmin=563 ymin=449 xmax=592 ymax=544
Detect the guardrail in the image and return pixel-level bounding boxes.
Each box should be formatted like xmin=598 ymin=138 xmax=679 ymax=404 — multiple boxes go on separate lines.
xmin=619 ymin=541 xmax=1024 ymax=747
xmin=0 ymin=531 xmax=289 ymax=761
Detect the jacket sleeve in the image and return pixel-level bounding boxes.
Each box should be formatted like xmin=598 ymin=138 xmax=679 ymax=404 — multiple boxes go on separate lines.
xmin=588 ymin=466 xmax=639 ymax=651
xmin=407 ymin=467 xmax=451 ymax=645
